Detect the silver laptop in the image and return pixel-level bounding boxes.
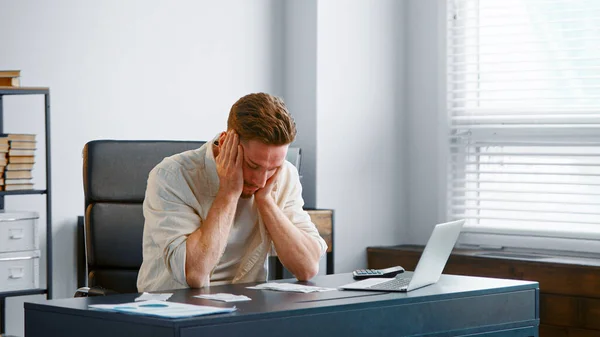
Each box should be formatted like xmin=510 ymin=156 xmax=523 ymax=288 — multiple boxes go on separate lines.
xmin=340 ymin=219 xmax=465 ymax=292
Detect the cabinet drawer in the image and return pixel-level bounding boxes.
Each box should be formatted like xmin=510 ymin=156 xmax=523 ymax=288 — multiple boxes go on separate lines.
xmin=0 ymin=250 xmax=40 ymax=292
xmin=0 ymin=211 xmax=39 ymax=253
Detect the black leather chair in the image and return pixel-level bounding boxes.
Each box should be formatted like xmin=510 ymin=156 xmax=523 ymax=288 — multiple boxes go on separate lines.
xmin=82 ymin=140 xmax=205 ymax=294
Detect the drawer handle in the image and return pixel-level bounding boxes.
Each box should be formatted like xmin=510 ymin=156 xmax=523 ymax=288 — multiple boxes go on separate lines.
xmin=9 ymin=228 xmax=24 ymax=239
xmin=9 ymin=268 xmax=24 ymax=279
xmin=0 ymin=256 xmax=37 ymax=262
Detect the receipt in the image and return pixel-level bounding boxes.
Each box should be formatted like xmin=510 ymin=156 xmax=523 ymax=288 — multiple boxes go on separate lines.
xmin=135 ymin=292 xmax=173 ymax=302
xmin=246 ymin=283 xmax=336 ymax=293
xmin=194 ymin=293 xmax=252 ymax=302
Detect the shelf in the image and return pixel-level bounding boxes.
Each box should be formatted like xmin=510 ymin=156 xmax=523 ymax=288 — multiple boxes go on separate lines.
xmin=0 ymin=87 xmax=49 ymax=95
xmin=0 ymin=85 xmax=52 ymax=335
xmin=0 ymin=288 xmax=47 ymax=298
xmin=0 ymin=190 xmax=46 ymax=196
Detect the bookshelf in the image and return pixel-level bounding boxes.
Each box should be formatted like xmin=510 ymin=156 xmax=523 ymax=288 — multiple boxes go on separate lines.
xmin=0 ymin=87 xmax=52 ymax=335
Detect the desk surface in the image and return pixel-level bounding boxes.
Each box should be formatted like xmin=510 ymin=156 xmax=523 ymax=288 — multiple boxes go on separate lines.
xmin=25 ymin=273 xmax=540 ymax=337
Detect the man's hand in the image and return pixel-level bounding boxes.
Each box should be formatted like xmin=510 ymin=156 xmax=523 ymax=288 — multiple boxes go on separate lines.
xmin=185 ymin=131 xmax=243 ymax=288
xmin=216 ymin=131 xmax=244 ymax=199
xmin=254 ymin=166 xmax=321 ymax=281
xmin=255 ymin=168 xmax=280 ymax=205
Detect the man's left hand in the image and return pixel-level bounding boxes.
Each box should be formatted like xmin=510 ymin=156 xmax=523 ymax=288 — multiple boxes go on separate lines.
xmin=255 ymin=168 xmax=280 ymax=204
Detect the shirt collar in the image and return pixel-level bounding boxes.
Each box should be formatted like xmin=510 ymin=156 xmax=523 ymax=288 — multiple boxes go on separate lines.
xmin=205 ymin=133 xmax=221 ymax=196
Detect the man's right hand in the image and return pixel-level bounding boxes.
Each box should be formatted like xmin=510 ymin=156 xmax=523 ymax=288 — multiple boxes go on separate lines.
xmin=185 ymin=131 xmax=243 ymax=288
xmin=215 ymin=131 xmax=244 ymax=198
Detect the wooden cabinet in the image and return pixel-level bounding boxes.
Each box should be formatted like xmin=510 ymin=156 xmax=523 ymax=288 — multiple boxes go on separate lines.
xmin=368 ymin=245 xmax=600 ymax=337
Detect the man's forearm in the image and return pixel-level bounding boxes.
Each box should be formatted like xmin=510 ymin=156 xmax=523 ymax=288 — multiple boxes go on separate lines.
xmin=185 ymin=191 xmax=238 ymax=287
xmin=257 ymin=199 xmax=321 ymax=281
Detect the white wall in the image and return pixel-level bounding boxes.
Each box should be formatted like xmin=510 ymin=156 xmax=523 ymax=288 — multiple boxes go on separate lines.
xmin=1 ymin=0 xmax=414 ymax=335
xmin=406 ymin=0 xmax=447 ymax=244
xmin=282 ymin=0 xmax=318 ymax=208
xmin=316 ymin=0 xmax=407 ymax=273
xmin=0 ymin=0 xmax=284 ymax=335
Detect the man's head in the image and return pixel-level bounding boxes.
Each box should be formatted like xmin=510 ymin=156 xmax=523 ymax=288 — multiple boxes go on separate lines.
xmin=224 ymin=93 xmax=296 ymax=198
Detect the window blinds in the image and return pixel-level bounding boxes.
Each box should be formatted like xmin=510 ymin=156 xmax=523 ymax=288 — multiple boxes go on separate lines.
xmin=447 ymin=0 xmax=600 ymax=234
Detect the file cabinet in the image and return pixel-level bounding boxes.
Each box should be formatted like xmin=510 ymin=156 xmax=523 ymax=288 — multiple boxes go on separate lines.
xmin=0 ymin=211 xmax=40 ymax=292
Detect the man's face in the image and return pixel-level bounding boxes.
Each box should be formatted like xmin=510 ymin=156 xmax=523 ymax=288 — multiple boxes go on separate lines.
xmin=240 ymin=139 xmax=288 ymax=198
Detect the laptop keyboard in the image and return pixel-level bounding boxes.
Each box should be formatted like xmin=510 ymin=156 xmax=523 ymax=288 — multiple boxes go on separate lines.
xmin=368 ymin=277 xmax=411 ymax=290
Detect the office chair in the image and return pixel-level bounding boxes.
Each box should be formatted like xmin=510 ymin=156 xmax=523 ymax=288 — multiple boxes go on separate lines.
xmin=82 ymin=140 xmax=206 ymax=294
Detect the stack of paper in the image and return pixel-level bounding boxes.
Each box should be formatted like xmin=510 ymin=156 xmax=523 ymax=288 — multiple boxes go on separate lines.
xmin=246 ymin=283 xmax=336 ymax=293
xmin=89 ymin=300 xmax=236 ymax=318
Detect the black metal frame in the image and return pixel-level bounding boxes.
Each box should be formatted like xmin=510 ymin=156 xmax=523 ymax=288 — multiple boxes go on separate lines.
xmin=0 ymin=87 xmax=52 ymax=335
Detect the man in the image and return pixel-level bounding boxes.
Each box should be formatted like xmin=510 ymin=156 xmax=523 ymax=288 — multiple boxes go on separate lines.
xmin=137 ymin=93 xmax=327 ymax=292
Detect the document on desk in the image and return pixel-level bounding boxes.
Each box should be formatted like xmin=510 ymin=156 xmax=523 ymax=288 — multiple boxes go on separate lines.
xmin=194 ymin=293 xmax=252 ymax=302
xmin=135 ymin=292 xmax=173 ymax=302
xmin=247 ymin=282 xmax=336 ymax=293
xmin=89 ymin=300 xmax=236 ymax=318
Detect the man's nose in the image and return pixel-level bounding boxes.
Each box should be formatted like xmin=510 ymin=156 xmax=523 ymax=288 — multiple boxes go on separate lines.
xmin=251 ymin=171 xmax=268 ymax=188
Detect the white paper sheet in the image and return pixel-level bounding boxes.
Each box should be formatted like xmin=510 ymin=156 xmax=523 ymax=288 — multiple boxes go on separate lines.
xmin=246 ymin=283 xmax=336 ymax=293
xmin=89 ymin=300 xmax=236 ymax=318
xmin=194 ymin=293 xmax=252 ymax=302
xmin=134 ymin=292 xmax=173 ymax=302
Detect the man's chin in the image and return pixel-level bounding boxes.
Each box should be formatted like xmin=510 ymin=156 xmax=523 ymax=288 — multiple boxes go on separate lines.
xmin=240 ymin=191 xmax=254 ymax=199
xmin=241 ymin=187 xmax=258 ymax=199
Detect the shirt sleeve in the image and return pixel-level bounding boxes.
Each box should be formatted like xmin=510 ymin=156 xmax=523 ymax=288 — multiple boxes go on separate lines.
xmin=281 ymin=165 xmax=328 ymax=258
xmin=143 ymin=165 xmax=202 ymax=286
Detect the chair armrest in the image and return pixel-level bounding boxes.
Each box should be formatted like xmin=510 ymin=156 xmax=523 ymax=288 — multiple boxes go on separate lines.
xmin=74 ymin=286 xmax=119 ymax=297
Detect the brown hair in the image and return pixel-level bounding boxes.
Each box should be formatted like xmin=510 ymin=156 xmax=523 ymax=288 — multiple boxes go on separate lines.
xmin=227 ymin=93 xmax=296 ymax=146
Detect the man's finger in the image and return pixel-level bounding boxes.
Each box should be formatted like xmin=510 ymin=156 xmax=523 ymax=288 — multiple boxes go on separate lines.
xmin=266 ymin=167 xmax=280 ymax=188
xmin=228 ymin=132 xmax=238 ymax=166
xmin=236 ymin=144 xmax=243 ymax=168
xmin=222 ymin=131 xmax=232 ymax=165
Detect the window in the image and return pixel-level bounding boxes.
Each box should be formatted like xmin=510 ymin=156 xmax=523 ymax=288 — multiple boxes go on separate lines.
xmin=447 ymin=0 xmax=600 ymax=252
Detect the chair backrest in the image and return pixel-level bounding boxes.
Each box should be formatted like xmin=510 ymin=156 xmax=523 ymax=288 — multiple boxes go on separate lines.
xmin=83 ymin=140 xmax=206 ymax=293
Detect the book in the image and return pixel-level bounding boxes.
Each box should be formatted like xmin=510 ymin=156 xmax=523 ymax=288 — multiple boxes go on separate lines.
xmin=0 ymin=70 xmax=21 ymax=88
xmin=6 ymin=134 xmax=36 ymax=142
xmin=5 ymin=170 xmax=32 ymax=179
xmin=0 ymin=144 xmax=8 ymax=152
xmin=4 ymin=183 xmax=34 ymax=191
xmin=0 ymin=77 xmax=20 ymax=87
xmin=9 ymin=141 xmax=36 ymax=150
xmin=0 ymin=70 xmax=21 ymax=77
xmin=6 ymin=163 xmax=34 ymax=170
xmin=4 ymin=178 xmax=32 ymax=185
xmin=8 ymin=149 xmax=35 ymax=156
xmin=8 ymin=156 xmax=34 ymax=164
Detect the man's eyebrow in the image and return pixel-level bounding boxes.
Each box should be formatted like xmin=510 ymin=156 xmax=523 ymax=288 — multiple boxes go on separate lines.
xmin=246 ymin=157 xmax=282 ymax=170
xmin=246 ymin=158 xmax=261 ymax=167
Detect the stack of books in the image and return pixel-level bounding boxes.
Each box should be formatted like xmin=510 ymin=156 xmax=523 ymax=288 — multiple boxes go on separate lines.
xmin=1 ymin=134 xmax=36 ymax=191
xmin=0 ymin=138 xmax=7 ymax=186
xmin=0 ymin=70 xmax=21 ymax=87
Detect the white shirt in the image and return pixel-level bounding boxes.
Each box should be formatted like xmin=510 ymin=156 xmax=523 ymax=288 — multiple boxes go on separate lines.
xmin=137 ymin=135 xmax=327 ymax=292
xmin=211 ymin=197 xmax=258 ymax=283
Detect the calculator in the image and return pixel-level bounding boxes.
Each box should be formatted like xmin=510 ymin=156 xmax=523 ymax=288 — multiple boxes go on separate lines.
xmin=352 ymin=265 xmax=405 ymax=280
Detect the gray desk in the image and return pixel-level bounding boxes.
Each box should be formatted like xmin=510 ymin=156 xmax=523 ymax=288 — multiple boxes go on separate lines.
xmin=24 ymin=273 xmax=539 ymax=337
